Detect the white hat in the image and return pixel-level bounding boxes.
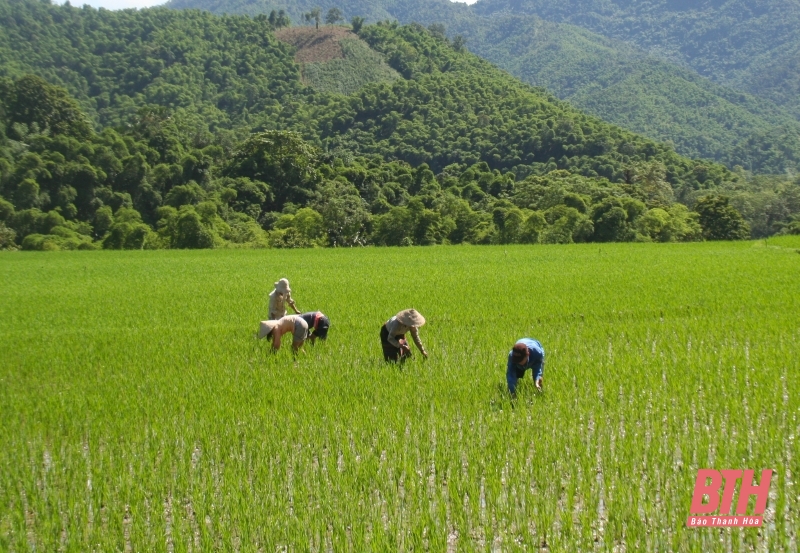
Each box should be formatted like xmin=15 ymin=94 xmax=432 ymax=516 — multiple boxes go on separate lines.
xmin=258 ymin=320 xmax=279 ymax=339
xmin=274 ymin=278 xmax=291 ymax=293
xmin=396 ymin=308 xmax=425 ymax=327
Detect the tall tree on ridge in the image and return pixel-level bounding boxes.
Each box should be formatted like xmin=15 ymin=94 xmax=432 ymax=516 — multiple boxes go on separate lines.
xmin=305 ymin=8 xmax=321 ymax=30
xmin=325 ymin=8 xmax=342 ymax=25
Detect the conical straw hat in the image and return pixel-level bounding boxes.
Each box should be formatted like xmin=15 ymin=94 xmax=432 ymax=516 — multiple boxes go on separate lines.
xmin=396 ymin=308 xmax=425 ymax=327
xmin=258 ymin=320 xmax=279 ymax=339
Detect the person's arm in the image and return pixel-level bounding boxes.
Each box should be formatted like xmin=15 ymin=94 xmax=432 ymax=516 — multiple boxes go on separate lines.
xmin=287 ymin=293 xmax=300 ymax=314
xmin=410 ymin=327 xmax=428 ymax=358
xmin=507 ymin=355 xmax=519 ymax=397
xmin=532 ymin=357 xmax=544 ymax=391
xmin=272 ymin=327 xmax=282 ymax=351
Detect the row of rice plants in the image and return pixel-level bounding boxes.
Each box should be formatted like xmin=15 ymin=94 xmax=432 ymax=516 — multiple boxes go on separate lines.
xmin=0 ymin=242 xmax=797 ymax=551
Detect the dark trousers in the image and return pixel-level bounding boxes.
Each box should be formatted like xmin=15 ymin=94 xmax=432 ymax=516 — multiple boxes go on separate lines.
xmin=380 ymin=325 xmax=411 ymax=362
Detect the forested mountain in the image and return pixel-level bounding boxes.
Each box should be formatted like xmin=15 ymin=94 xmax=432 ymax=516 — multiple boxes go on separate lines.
xmin=0 ymin=0 xmax=716 ymax=181
xmin=447 ymin=13 xmax=800 ymax=175
xmin=469 ymin=0 xmax=800 ymax=118
xmin=166 ymin=0 xmax=800 ymax=174
xmin=1 ymin=0 xmax=797 ymax=252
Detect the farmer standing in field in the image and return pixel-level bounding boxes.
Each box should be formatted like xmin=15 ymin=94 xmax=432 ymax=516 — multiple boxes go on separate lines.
xmin=507 ymin=338 xmax=545 ymax=397
xmin=268 ymin=278 xmax=300 ymax=320
xmin=380 ymin=308 xmax=428 ymax=362
xmin=258 ymin=314 xmax=311 ymax=353
xmin=300 ymin=311 xmax=331 ymax=342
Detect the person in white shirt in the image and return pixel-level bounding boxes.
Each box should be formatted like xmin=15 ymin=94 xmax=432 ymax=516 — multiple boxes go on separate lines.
xmin=268 ymin=278 xmax=300 ymax=320
xmin=380 ymin=308 xmax=428 ymax=362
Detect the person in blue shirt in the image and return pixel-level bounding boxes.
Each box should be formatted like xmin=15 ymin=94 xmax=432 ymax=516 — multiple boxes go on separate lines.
xmin=507 ymin=338 xmax=545 ymax=397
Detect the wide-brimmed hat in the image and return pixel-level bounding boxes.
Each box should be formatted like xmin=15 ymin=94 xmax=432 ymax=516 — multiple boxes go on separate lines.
xmin=258 ymin=320 xmax=279 ymax=339
xmin=274 ymin=278 xmax=291 ymax=293
xmin=396 ymin=308 xmax=425 ymax=327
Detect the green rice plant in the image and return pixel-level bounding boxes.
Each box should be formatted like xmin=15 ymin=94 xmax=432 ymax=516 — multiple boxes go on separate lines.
xmin=0 ymin=241 xmax=798 ymax=551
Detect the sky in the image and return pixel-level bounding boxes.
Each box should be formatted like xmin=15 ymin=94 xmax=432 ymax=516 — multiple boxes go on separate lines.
xmin=65 ymin=0 xmax=165 ymax=8
xmin=67 ymin=0 xmax=476 ymax=10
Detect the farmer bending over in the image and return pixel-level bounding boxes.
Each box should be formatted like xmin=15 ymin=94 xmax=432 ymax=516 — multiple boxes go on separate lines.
xmin=258 ymin=315 xmax=309 ymax=353
xmin=300 ymin=311 xmax=331 ymax=342
xmin=380 ymin=309 xmax=428 ymax=362
xmin=507 ymin=338 xmax=545 ymax=397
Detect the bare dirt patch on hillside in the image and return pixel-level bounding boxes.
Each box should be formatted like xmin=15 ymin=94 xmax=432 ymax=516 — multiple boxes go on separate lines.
xmin=275 ymin=27 xmax=356 ymax=63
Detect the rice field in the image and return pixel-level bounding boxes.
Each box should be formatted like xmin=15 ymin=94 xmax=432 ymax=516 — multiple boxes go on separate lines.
xmin=0 ymin=240 xmax=798 ymax=551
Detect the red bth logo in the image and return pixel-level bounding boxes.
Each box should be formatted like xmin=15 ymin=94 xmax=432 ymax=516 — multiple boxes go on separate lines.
xmin=686 ymin=469 xmax=772 ymax=527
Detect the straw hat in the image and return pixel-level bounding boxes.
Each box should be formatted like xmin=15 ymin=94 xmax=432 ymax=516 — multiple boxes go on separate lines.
xmin=396 ymin=308 xmax=425 ymax=327
xmin=258 ymin=320 xmax=279 ymax=339
xmin=274 ymin=278 xmax=291 ymax=294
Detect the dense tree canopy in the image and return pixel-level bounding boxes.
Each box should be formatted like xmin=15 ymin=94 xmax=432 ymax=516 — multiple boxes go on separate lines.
xmin=1 ymin=3 xmax=797 ymax=251
xmin=470 ymin=0 xmax=800 ymax=118
xmin=162 ymin=0 xmax=800 ymax=173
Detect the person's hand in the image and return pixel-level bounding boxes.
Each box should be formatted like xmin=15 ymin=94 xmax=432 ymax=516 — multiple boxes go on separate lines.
xmin=535 ymin=376 xmax=543 ymax=392
xmin=422 ymin=350 xmax=428 ymax=359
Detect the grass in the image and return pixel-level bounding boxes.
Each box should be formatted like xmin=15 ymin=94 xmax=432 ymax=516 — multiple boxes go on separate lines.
xmin=301 ymin=39 xmax=400 ymax=96
xmin=0 ymin=242 xmax=798 ymax=551
xmin=275 ymin=27 xmax=400 ymax=96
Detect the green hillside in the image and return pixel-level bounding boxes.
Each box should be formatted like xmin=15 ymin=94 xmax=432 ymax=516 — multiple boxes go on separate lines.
xmin=0 ymin=0 xmax=713 ymax=181
xmin=470 ymin=0 xmax=800 ymax=118
xmin=449 ymin=12 xmax=800 ymax=174
xmin=2 ymin=0 xmax=798 ymax=252
xmin=275 ymin=26 xmax=400 ymax=96
xmin=164 ymin=0 xmax=800 ymax=174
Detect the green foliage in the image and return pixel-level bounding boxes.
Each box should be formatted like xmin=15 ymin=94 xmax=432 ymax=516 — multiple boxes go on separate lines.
xmin=264 ymin=9 xmax=290 ymax=29
xmin=0 ymin=0 xmax=305 ymax=131
xmin=0 ymin=221 xmax=15 ymax=250
xmin=0 ymin=74 xmax=92 ymax=140
xmin=694 ymin=195 xmax=751 ymax=241
xmin=1 ymin=9 xmax=795 ymax=249
xmin=20 ymin=225 xmax=96 ymax=250
xmin=224 ymin=131 xmax=319 ymax=210
xmin=304 ymin=7 xmax=321 ymax=29
xmin=469 ymin=0 xmax=800 ymax=119
xmin=270 ymin=206 xmax=326 ymax=247
xmin=784 ymin=220 xmax=800 ymax=235
xmin=312 ymin=179 xmax=371 ymax=246
xmin=101 ymin=207 xmax=159 ymax=249
xmin=157 ymin=204 xmax=218 ymax=249
xmin=451 ymin=14 xmax=800 ymax=172
xmin=636 ymin=204 xmax=702 ymax=243
xmin=350 ymin=15 xmax=364 ymax=33
xmin=162 ymin=0 xmax=800 ymax=173
xmin=372 ymin=197 xmax=454 ymax=246
xmin=325 ymin=7 xmax=342 ymax=25
xmin=725 ymin=175 xmax=800 ymax=238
